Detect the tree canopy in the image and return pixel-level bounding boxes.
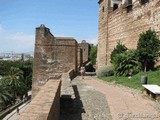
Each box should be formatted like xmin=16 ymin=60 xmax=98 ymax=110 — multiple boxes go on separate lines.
xmin=0 ymin=60 xmax=32 ymax=110
xmin=89 ymin=45 xmax=97 ymax=65
xmin=137 ymin=29 xmax=160 ymax=71
xmin=110 ymin=41 xmax=128 ymax=64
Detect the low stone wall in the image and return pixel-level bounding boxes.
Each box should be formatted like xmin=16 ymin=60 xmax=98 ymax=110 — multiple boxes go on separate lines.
xmin=18 ymin=79 xmax=61 ymax=120
xmin=67 ymin=69 xmax=75 ymax=79
xmin=61 ymin=69 xmax=75 ymax=99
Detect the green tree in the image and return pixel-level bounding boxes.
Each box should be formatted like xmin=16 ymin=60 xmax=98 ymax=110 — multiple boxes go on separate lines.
xmin=89 ymin=45 xmax=97 ymax=65
xmin=20 ymin=60 xmax=32 ymax=90
xmin=110 ymin=41 xmax=128 ymax=64
xmin=0 ymin=60 xmax=32 ymax=109
xmin=0 ymin=60 xmax=23 ymax=76
xmin=5 ymin=67 xmax=26 ymax=99
xmin=137 ymin=29 xmax=160 ymax=72
xmin=0 ymin=82 xmax=13 ymax=107
xmin=0 ymin=61 xmax=13 ymax=76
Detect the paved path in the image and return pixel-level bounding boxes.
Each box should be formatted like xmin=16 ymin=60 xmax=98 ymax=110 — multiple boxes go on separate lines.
xmin=5 ymin=77 xmax=159 ymax=120
xmin=3 ymin=100 xmax=30 ymax=120
xmin=84 ymin=76 xmax=160 ymax=120
xmin=60 ymin=76 xmax=112 ymax=120
xmin=3 ymin=91 xmax=31 ymax=120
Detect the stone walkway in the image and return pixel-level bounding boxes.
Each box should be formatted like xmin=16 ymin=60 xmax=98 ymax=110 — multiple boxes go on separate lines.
xmin=60 ymin=76 xmax=160 ymax=120
xmin=84 ymin=76 xmax=160 ymax=120
xmin=60 ymin=76 xmax=112 ymax=120
xmin=2 ymin=91 xmax=31 ymax=120
xmin=3 ymin=101 xmax=30 ymax=120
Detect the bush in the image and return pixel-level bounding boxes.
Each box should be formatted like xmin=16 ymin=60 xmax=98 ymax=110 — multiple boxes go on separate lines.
xmin=114 ymin=49 xmax=141 ymax=76
xmin=110 ymin=41 xmax=127 ymax=64
xmin=96 ymin=66 xmax=114 ymax=77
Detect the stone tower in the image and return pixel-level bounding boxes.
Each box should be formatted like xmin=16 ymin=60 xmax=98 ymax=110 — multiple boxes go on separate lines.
xmin=97 ymin=0 xmax=109 ymax=70
xmin=32 ymin=25 xmax=78 ymax=98
xmin=97 ymin=0 xmax=160 ymax=69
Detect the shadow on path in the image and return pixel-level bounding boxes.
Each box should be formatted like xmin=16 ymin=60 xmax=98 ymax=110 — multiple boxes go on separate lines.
xmin=60 ymin=85 xmax=85 ymax=120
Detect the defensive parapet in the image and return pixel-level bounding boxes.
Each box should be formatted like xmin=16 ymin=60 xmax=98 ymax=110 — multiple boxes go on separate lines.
xmin=32 ymin=24 xmax=78 ymax=98
xmin=17 ymin=25 xmax=91 ymax=120
xmin=18 ymin=80 xmax=61 ymax=120
xmin=78 ymin=40 xmax=90 ymax=67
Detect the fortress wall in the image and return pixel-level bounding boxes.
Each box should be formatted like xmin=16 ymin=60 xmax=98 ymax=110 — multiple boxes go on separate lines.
xmin=97 ymin=0 xmax=109 ymax=69
xmin=18 ymin=80 xmax=61 ymax=120
xmin=106 ymin=0 xmax=160 ymax=64
xmin=77 ymin=48 xmax=83 ymax=68
xmin=78 ymin=42 xmax=90 ymax=64
xmin=32 ymin=25 xmax=78 ymax=98
xmin=55 ymin=38 xmax=78 ymax=72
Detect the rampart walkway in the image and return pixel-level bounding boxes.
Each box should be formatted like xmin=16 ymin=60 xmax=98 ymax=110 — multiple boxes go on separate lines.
xmin=60 ymin=76 xmax=160 ymax=120
xmin=60 ymin=76 xmax=112 ymax=120
xmin=83 ymin=76 xmax=160 ymax=120
xmin=17 ymin=75 xmax=160 ymax=120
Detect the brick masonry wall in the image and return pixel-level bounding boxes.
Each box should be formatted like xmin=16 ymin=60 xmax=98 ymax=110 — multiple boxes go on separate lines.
xmin=107 ymin=0 xmax=160 ymax=65
xmin=18 ymin=79 xmax=61 ymax=120
xmin=97 ymin=0 xmax=160 ymax=67
xmin=97 ymin=0 xmax=109 ymax=70
xmin=61 ymin=69 xmax=75 ymax=99
xmin=78 ymin=43 xmax=90 ymax=64
xmin=77 ymin=48 xmax=83 ymax=67
xmin=32 ymin=25 xmax=78 ymax=98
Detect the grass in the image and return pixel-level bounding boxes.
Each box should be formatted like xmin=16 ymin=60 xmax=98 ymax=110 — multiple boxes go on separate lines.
xmin=99 ymin=69 xmax=160 ymax=91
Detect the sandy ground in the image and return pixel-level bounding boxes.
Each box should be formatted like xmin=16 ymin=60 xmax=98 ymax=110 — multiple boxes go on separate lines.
xmin=83 ymin=76 xmax=160 ymax=120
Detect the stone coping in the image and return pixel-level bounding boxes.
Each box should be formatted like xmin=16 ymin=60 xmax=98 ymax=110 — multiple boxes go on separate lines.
xmin=18 ymin=79 xmax=61 ymax=120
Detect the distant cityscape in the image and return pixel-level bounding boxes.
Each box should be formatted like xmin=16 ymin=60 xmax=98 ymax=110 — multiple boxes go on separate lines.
xmin=0 ymin=51 xmax=34 ymax=61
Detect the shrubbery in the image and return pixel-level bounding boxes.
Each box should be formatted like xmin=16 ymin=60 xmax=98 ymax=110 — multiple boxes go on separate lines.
xmin=114 ymin=49 xmax=141 ymax=76
xmin=110 ymin=41 xmax=127 ymax=64
xmin=110 ymin=42 xmax=141 ymax=76
xmin=96 ymin=66 xmax=114 ymax=77
xmin=106 ymin=29 xmax=160 ymax=77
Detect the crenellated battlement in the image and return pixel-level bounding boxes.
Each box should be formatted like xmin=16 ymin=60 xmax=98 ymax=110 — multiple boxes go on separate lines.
xmin=97 ymin=0 xmax=160 ymax=69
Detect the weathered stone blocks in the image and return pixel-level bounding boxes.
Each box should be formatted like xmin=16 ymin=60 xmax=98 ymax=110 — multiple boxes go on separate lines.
xmin=18 ymin=80 xmax=61 ymax=120
xmin=97 ymin=0 xmax=160 ymax=68
xmin=32 ymin=25 xmax=78 ymax=98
